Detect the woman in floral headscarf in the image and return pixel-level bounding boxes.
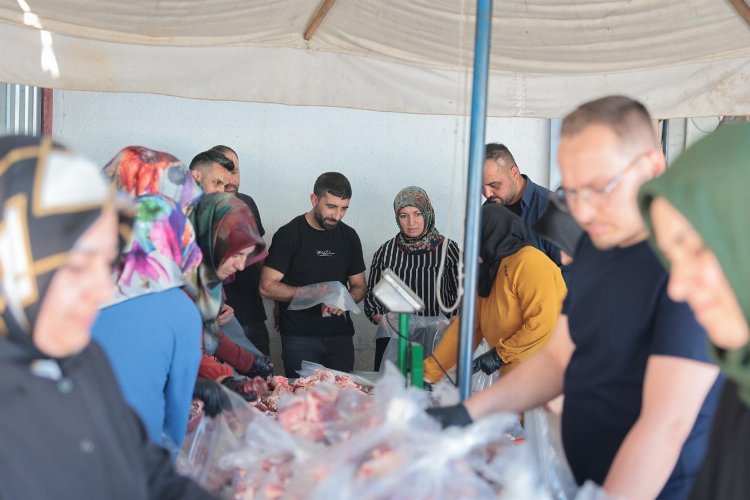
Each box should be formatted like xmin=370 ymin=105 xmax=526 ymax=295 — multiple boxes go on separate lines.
xmin=103 ymin=146 xmax=203 ymax=212
xmin=188 ymin=193 xmax=272 ymax=392
xmin=105 ymin=146 xmax=269 ymax=399
xmin=0 ymin=136 xmax=211 ymax=498
xmin=364 ymin=186 xmax=461 ymax=370
xmin=92 ymin=194 xmax=203 ymax=449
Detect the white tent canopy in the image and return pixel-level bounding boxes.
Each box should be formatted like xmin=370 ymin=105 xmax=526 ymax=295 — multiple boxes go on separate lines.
xmin=1 ymin=0 xmax=749 ymax=117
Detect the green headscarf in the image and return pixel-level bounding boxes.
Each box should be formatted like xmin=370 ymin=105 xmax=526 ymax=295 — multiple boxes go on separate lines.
xmin=638 ymin=122 xmax=750 ymax=406
xmin=188 ymin=193 xmax=267 ymax=354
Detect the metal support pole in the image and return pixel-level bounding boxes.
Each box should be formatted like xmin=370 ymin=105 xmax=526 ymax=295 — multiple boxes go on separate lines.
xmin=458 ymin=0 xmax=492 ymax=400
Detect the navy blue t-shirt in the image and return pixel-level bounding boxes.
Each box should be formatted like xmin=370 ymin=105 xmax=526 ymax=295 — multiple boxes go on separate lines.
xmin=562 ymin=234 xmax=721 ymax=499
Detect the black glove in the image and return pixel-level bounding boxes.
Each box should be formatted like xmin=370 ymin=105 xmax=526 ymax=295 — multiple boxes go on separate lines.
xmin=247 ymin=354 xmax=273 ymax=378
xmin=426 ymin=404 xmax=473 ymax=428
xmin=472 ymin=349 xmax=504 ymax=375
xmin=221 ymin=376 xmax=258 ymax=402
xmin=193 ymin=377 xmax=231 ymax=417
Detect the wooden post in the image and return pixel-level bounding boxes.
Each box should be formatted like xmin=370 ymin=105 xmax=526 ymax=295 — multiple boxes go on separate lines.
xmin=303 ymin=0 xmax=336 ymax=41
xmin=728 ymin=0 xmax=750 ymax=27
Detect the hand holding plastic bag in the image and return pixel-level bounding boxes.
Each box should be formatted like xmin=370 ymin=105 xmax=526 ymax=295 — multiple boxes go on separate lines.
xmin=288 ymin=281 xmax=361 ymax=313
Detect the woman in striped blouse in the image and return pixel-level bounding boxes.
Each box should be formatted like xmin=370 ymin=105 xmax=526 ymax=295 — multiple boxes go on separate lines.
xmin=365 ymin=186 xmax=461 ymax=370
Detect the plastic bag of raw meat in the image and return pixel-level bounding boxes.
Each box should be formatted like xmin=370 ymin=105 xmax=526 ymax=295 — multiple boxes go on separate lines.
xmin=296 ymin=360 xmax=375 ymax=392
xmin=287 ymin=281 xmax=360 ymax=313
xmin=525 ymin=407 xmax=578 ymax=500
xmin=292 ymin=365 xmax=544 ymax=500
xmin=220 ymin=411 xmax=325 ymax=500
xmin=377 ymin=314 xmax=451 ymax=374
xmin=176 ymin=384 xmax=259 ymax=495
xmin=223 ymin=376 xmax=378 ymax=498
xmin=275 ymin=380 xmax=376 ymax=445
xmin=284 ymin=364 xmax=438 ymax=498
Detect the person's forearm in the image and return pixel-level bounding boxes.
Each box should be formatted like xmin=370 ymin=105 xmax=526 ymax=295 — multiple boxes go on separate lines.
xmin=465 ymin=346 xmax=564 ymax=418
xmin=214 ymin=333 xmax=255 ymax=374
xmin=603 ymin=418 xmax=686 ymax=499
xmin=349 ymin=283 xmax=367 ymax=303
xmin=259 ymin=278 xmax=297 ymax=302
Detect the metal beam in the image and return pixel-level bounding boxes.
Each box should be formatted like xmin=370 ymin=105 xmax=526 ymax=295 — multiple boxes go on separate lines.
xmin=458 ymin=0 xmax=493 ymax=400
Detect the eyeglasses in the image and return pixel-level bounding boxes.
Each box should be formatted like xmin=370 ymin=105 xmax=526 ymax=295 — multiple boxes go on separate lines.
xmin=552 ymin=151 xmax=650 ymax=212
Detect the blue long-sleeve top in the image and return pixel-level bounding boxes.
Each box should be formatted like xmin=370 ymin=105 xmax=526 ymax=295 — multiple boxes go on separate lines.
xmin=92 ymin=288 xmax=202 ymax=449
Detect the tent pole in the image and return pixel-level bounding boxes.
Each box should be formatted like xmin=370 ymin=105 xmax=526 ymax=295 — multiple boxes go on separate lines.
xmin=458 ymin=0 xmax=493 ymax=401
xmin=304 ymin=0 xmax=337 ymax=41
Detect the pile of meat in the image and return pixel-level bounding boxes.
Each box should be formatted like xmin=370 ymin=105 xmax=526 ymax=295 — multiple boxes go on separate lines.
xmin=251 ymin=369 xmax=373 ymax=415
xmin=213 ymin=368 xmax=544 ymax=500
xmin=178 ymin=364 xmax=564 ymax=500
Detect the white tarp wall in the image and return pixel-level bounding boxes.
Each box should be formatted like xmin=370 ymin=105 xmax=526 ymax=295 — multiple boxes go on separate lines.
xmin=52 ymin=88 xmax=550 ymax=370
xmin=2 ymin=0 xmax=750 ymax=118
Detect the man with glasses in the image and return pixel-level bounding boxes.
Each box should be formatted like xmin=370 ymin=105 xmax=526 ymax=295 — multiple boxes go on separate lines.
xmin=483 ymin=143 xmax=562 ymax=265
xmin=429 ymin=96 xmax=721 ymax=499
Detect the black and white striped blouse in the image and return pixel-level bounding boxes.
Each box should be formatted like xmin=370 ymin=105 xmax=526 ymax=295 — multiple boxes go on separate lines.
xmin=364 ymin=237 xmax=461 ymax=321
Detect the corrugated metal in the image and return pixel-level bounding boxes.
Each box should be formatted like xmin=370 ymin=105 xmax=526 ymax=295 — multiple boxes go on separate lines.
xmin=1 ymin=83 xmax=42 ymax=136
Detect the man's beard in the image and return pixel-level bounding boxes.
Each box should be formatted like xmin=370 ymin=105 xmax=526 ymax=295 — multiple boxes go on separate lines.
xmin=314 ymin=208 xmax=339 ymax=230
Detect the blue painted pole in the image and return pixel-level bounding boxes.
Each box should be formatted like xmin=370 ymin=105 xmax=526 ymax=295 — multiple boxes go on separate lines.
xmin=458 ymin=0 xmax=492 ymax=401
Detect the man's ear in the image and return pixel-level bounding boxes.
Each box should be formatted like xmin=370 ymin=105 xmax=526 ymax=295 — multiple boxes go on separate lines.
xmin=310 ymin=193 xmax=318 ymax=207
xmin=646 ymin=149 xmax=667 ymax=178
xmin=191 ymin=169 xmax=202 ymax=183
xmin=511 ymin=164 xmax=522 ymax=181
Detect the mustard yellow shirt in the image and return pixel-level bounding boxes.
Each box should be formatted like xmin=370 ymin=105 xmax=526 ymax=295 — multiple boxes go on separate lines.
xmin=424 ymin=246 xmax=567 ymax=383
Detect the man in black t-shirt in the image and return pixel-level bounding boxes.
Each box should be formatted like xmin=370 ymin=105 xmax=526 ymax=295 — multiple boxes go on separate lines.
xmin=260 ymin=172 xmax=366 ymax=377
xmin=429 ymin=96 xmax=721 ymax=499
xmin=210 ymin=145 xmax=271 ymax=355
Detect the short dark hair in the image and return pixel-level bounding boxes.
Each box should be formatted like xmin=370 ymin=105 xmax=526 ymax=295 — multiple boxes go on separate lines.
xmin=561 ymin=96 xmax=657 ymax=152
xmin=485 ymin=143 xmax=517 ymax=168
xmin=314 ymin=172 xmax=352 ymax=200
xmin=189 ymin=149 xmax=235 ymax=173
xmin=210 ymin=145 xmax=237 ymax=158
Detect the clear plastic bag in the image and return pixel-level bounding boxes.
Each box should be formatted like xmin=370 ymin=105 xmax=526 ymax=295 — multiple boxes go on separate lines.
xmin=221 ymin=410 xmax=324 ymax=500
xmin=176 ymin=385 xmax=259 ymax=495
xmin=296 ymin=360 xmax=375 ymax=390
xmin=574 ymin=481 xmax=623 ymax=500
xmin=377 ymin=314 xmax=451 ymax=374
xmin=287 ymin=281 xmax=360 ymax=313
xmin=275 ymin=382 xmax=375 ymax=445
xmin=287 ymin=366 xmax=539 ymax=500
xmin=525 ymin=407 xmax=578 ymax=500
xmin=217 ymin=364 xmax=557 ymax=500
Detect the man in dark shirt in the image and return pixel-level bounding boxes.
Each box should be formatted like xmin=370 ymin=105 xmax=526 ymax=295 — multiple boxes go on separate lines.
xmin=211 ymin=145 xmax=271 ymax=355
xmin=188 ymin=149 xmax=233 ymax=194
xmin=260 ymin=172 xmax=366 ymax=377
xmin=482 ymin=143 xmax=562 ymax=265
xmin=430 ymin=96 xmax=721 ymax=499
